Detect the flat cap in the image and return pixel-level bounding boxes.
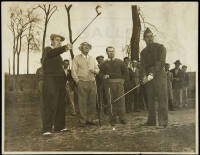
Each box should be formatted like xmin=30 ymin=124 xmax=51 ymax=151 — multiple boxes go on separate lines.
xmin=174 ymin=60 xmax=181 ymax=65
xmin=96 ymin=56 xmax=104 ymax=60
xmin=50 ymin=34 xmax=65 ymax=41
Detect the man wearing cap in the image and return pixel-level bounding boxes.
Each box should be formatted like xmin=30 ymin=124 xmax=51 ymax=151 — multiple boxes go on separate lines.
xmin=41 ymin=34 xmax=72 ymax=136
xmin=71 ymin=42 xmax=99 ymax=127
xmin=140 ymin=28 xmax=168 ymax=128
xmin=165 ymin=63 xmax=174 ymax=111
xmin=99 ymin=46 xmax=128 ymax=126
xmin=181 ymin=65 xmax=189 ymax=107
xmin=170 ymin=60 xmax=183 ymax=108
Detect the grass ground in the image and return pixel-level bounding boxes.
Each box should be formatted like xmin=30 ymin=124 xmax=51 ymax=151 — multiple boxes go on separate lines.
xmin=3 ymin=98 xmax=196 ymax=153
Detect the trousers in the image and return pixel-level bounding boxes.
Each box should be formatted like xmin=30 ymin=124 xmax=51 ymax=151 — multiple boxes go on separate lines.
xmin=104 ymin=81 xmax=126 ymax=122
xmin=173 ymin=88 xmax=183 ymax=108
xmin=145 ymin=70 xmax=168 ymax=126
xmin=42 ymin=76 xmax=66 ymax=132
xmin=77 ymin=80 xmax=97 ymax=123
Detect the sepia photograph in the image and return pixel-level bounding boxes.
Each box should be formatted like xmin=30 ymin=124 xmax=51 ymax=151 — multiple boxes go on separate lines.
xmin=1 ymin=1 xmax=198 ymax=154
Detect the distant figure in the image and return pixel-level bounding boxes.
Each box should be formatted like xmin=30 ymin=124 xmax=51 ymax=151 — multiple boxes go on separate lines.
xmin=96 ymin=56 xmax=107 ymax=115
xmin=181 ymin=65 xmax=189 ymax=107
xmin=165 ymin=63 xmax=174 ymax=111
xmin=71 ymin=42 xmax=99 ymax=127
xmin=100 ymin=46 xmax=128 ymax=126
xmin=63 ymin=59 xmax=77 ymax=116
xmin=131 ymin=60 xmax=140 ymax=112
xmin=123 ymin=57 xmax=134 ymax=113
xmin=140 ymin=28 xmax=168 ymax=128
xmin=170 ymin=60 xmax=183 ymax=108
xmin=41 ymin=34 xmax=72 ymax=136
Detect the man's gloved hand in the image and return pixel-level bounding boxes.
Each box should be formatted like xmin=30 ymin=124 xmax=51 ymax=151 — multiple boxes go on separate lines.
xmin=147 ymin=73 xmax=154 ymax=81
xmin=140 ymin=73 xmax=154 ymax=85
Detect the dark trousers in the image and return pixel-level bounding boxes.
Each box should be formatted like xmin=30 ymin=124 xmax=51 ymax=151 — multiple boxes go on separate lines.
xmin=77 ymin=80 xmax=97 ymax=124
xmin=145 ymin=71 xmax=168 ymax=126
xmin=104 ymin=81 xmax=126 ymax=122
xmin=133 ymin=87 xmax=140 ymax=111
xmin=42 ymin=76 xmax=66 ymax=133
xmin=124 ymin=82 xmax=134 ymax=113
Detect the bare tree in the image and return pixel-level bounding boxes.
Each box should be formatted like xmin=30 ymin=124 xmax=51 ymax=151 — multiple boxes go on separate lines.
xmin=35 ymin=4 xmax=57 ymax=62
xmin=25 ymin=8 xmax=41 ymax=74
xmin=9 ymin=7 xmax=37 ymax=75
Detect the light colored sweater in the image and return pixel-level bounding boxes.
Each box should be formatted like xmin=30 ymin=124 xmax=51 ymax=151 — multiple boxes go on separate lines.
xmin=71 ymin=54 xmax=99 ymax=83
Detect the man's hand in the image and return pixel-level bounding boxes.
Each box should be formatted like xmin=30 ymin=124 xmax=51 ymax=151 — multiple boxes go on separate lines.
xmin=89 ymin=69 xmax=96 ymax=74
xmin=65 ymin=43 xmax=73 ymax=51
xmin=103 ymin=75 xmax=110 ymax=79
xmin=140 ymin=73 xmax=154 ymax=85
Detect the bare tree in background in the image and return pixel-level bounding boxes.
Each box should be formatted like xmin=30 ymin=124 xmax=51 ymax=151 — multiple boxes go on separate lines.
xmin=25 ymin=8 xmax=41 ymax=74
xmin=35 ymin=4 xmax=57 ymax=62
xmin=9 ymin=7 xmax=37 ymax=75
xmin=130 ymin=5 xmax=141 ymax=62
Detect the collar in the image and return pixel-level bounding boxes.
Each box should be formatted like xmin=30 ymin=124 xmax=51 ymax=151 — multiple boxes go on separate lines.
xmin=108 ymin=58 xmax=116 ymax=61
xmin=81 ymin=53 xmax=89 ymax=59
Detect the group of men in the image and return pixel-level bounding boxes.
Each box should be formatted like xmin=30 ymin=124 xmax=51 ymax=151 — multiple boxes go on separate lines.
xmin=36 ymin=27 xmax=189 ymax=136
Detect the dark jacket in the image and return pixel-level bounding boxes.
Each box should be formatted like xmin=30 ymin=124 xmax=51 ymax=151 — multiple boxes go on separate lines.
xmin=140 ymin=42 xmax=166 ymax=79
xmin=42 ymin=46 xmax=66 ymax=77
xmin=99 ymin=58 xmax=128 ymax=81
xmin=170 ymin=68 xmax=183 ymax=89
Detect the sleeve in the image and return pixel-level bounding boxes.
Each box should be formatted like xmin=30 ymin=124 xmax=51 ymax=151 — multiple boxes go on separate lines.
xmin=155 ymin=45 xmax=166 ymax=72
xmin=45 ymin=46 xmax=67 ymax=58
xmin=139 ymin=51 xmax=146 ymax=80
xmin=94 ymin=60 xmax=99 ymax=74
xmin=71 ymin=57 xmax=79 ymax=83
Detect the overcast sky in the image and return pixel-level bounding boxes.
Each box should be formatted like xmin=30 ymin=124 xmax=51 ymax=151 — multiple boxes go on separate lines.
xmin=2 ymin=2 xmax=198 ymax=74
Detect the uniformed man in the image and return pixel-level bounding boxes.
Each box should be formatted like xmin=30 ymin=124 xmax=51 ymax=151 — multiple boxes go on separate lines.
xmin=170 ymin=60 xmax=183 ymax=108
xmin=140 ymin=28 xmax=168 ymax=128
xmin=165 ymin=63 xmax=174 ymax=111
xmin=100 ymin=46 xmax=128 ymax=126
xmin=71 ymin=42 xmax=99 ymax=127
xmin=41 ymin=34 xmax=72 ymax=136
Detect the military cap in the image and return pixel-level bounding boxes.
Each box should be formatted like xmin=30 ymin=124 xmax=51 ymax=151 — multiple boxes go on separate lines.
xmin=143 ymin=27 xmax=153 ymax=38
xmin=50 ymin=34 xmax=65 ymax=42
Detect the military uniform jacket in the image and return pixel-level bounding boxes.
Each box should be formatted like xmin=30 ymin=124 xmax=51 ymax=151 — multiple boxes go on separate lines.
xmin=140 ymin=42 xmax=166 ymax=78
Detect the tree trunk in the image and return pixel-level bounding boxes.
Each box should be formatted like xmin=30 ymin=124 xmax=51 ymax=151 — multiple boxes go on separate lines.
xmin=17 ymin=53 xmax=20 ymax=75
xmin=130 ymin=5 xmax=141 ymax=61
xmin=13 ymin=52 xmax=16 ymax=75
xmin=65 ymin=5 xmax=74 ymax=59
xmin=41 ymin=19 xmax=48 ymax=64
xmin=27 ymin=42 xmax=30 ymax=74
